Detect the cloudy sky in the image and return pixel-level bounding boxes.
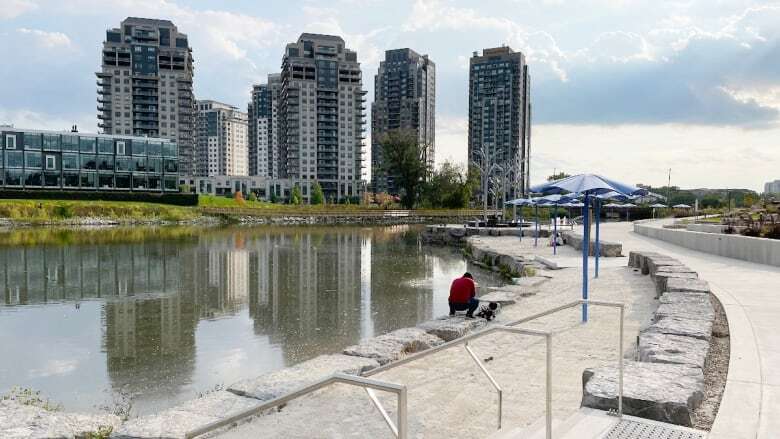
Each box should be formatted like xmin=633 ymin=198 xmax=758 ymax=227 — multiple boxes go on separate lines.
xmin=1 ymin=0 xmax=778 ymax=191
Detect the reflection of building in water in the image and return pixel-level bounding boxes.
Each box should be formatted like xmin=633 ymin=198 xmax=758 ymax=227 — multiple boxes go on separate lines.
xmin=248 ymin=229 xmax=365 ymax=365
xmin=369 ymin=227 xmax=435 ymax=334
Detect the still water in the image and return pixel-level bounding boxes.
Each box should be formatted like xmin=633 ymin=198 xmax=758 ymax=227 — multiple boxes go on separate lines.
xmin=0 ymin=225 xmax=502 ymax=415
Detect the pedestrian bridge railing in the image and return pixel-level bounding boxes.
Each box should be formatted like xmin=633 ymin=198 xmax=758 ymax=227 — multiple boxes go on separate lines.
xmin=185 ymin=299 xmax=624 ymax=439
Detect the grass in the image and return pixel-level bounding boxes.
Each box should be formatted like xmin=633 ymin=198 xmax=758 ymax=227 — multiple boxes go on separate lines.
xmin=0 ymin=199 xmax=198 ymax=223
xmin=2 ymin=386 xmax=62 ymax=412
xmin=197 ymin=194 xmax=375 ymax=211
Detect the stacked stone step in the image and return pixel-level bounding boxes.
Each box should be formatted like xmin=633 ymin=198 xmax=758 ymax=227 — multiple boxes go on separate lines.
xmin=561 ymin=231 xmax=623 ymax=257
xmin=582 ymin=251 xmax=715 ymax=427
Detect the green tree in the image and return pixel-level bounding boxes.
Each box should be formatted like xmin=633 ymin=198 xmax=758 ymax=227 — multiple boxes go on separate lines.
xmin=547 ymin=172 xmax=571 ymax=181
xmin=290 ymin=186 xmax=302 ymax=205
xmin=310 ymin=182 xmax=324 ymax=205
xmin=247 ymin=191 xmax=258 ymax=202
xmin=700 ymin=195 xmax=722 ymax=209
xmin=379 ymin=129 xmax=429 ymax=209
xmin=422 ymin=161 xmax=478 ymax=208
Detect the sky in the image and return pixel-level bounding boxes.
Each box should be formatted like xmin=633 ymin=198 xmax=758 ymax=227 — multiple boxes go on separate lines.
xmin=1 ymin=0 xmax=779 ymax=191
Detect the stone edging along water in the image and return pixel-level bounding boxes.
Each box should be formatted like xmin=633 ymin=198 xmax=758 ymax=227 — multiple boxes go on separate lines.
xmin=581 ymin=251 xmax=727 ymax=428
xmin=634 ymin=220 xmax=780 ymax=267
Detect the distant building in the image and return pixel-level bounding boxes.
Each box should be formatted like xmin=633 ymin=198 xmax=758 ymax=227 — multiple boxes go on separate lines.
xmin=247 ymin=74 xmax=281 ymax=178
xmin=195 ymin=100 xmax=248 ymax=177
xmin=1 ymin=127 xmax=180 ymax=191
xmin=371 ymin=48 xmax=435 ymax=194
xmin=765 ymin=180 xmax=780 ymax=195
xmin=96 ymin=17 xmax=196 ymax=175
xmin=468 ymin=46 xmax=531 ymax=203
xmin=278 ymin=33 xmax=366 ymax=202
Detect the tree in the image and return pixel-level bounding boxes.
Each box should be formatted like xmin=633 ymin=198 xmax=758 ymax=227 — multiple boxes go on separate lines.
xmin=247 ymin=191 xmax=258 ymax=202
xmin=310 ymin=182 xmax=324 ymax=205
xmin=421 ymin=161 xmax=479 ymax=208
xmin=379 ymin=129 xmax=429 ymax=209
xmin=234 ymin=191 xmax=246 ymax=206
xmin=547 ymin=172 xmax=571 ymax=181
xmin=290 ymin=185 xmax=302 ymax=205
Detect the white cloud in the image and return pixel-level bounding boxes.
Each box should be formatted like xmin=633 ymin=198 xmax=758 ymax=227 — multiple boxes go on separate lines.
xmin=17 ymin=27 xmax=73 ymax=49
xmin=28 ymin=359 xmax=78 ymax=378
xmin=0 ymin=0 xmax=38 ymax=19
xmin=0 ymin=108 xmax=95 ymax=132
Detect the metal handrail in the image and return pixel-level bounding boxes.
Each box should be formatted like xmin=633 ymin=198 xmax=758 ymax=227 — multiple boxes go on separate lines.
xmin=364 ymin=325 xmax=553 ymax=438
xmin=184 ymin=373 xmax=407 ymax=439
xmin=507 ymin=299 xmax=625 ymax=418
xmin=186 ymin=299 xmax=624 ymax=439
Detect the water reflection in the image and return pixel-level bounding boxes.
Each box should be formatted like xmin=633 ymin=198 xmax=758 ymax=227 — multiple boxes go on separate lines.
xmin=0 ymin=225 xmax=501 ymax=414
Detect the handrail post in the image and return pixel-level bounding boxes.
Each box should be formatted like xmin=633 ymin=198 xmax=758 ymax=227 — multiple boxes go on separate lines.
xmin=398 ymin=386 xmax=408 ymax=439
xmin=618 ymin=304 xmax=624 ymax=417
xmin=464 ymin=341 xmax=503 ymax=430
xmin=545 ymin=333 xmax=552 ymax=439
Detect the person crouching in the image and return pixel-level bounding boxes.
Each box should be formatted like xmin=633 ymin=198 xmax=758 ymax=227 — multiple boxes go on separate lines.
xmin=448 ymin=272 xmax=479 ymax=318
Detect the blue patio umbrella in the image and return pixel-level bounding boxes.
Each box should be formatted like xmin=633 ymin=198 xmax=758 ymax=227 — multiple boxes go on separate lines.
xmin=506 ymin=197 xmax=535 ymax=242
xmin=533 ymin=194 xmax=576 ymax=255
xmin=530 ymin=174 xmax=646 ymax=322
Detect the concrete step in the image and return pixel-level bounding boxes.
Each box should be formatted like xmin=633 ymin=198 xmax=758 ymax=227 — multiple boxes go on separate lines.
xmin=488 ymin=408 xmax=617 ymax=439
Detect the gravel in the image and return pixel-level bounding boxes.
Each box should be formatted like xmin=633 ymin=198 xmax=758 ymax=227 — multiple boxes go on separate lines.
xmin=693 ymin=293 xmax=730 ymax=430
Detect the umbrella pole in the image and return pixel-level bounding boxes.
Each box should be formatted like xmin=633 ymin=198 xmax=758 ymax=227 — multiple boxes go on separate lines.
xmin=534 ymin=205 xmax=538 ymax=247
xmin=519 ymin=210 xmax=523 ymax=243
xmin=582 ymin=194 xmax=590 ymax=323
xmin=553 ymin=204 xmax=558 ymax=255
xmin=595 ymin=199 xmax=600 ymax=278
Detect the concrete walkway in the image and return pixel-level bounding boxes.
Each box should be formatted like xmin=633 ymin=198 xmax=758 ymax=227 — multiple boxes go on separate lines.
xmin=596 ymin=220 xmax=780 ymax=439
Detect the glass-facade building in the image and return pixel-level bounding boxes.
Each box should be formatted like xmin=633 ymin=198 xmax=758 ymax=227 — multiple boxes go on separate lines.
xmin=0 ymin=128 xmax=179 ymax=191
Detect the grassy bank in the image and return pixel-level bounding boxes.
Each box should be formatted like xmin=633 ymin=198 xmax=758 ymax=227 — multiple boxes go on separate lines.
xmin=0 ymin=199 xmax=198 ymax=224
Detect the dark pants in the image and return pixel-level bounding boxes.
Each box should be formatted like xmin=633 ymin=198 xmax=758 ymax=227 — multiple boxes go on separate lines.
xmin=449 ymin=298 xmax=479 ymax=316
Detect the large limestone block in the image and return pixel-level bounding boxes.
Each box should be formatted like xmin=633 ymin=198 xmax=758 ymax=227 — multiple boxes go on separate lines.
xmin=581 ymin=361 xmax=705 ymax=426
xmin=562 ymin=232 xmax=622 ymax=257
xmin=629 ymin=251 xmax=661 ymax=269
xmin=658 ymin=292 xmax=711 ymax=306
xmin=343 ymin=327 xmax=444 ymax=365
xmin=642 ymin=256 xmax=681 ymax=275
xmin=417 ymin=315 xmax=487 ymax=341
xmin=477 ymin=290 xmax=518 ymax=305
xmin=655 ymin=301 xmax=714 ymax=323
xmin=650 ymin=265 xmax=696 ymax=281
xmin=228 ymin=354 xmax=380 ymax=401
xmin=0 ymin=399 xmax=120 ymax=439
xmin=665 ymin=278 xmax=711 ymax=294
xmin=113 ymin=391 xmax=260 ymax=438
xmin=638 ymin=332 xmax=710 ymax=369
xmin=643 ymin=315 xmax=712 ymax=341
xmin=654 ymin=272 xmax=699 ymax=296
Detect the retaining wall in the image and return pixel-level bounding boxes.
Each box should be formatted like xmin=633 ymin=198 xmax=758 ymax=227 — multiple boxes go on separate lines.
xmin=635 ymin=221 xmax=780 ymax=267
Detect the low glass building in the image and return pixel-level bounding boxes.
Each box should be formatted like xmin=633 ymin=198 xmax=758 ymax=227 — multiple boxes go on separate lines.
xmin=0 ymin=128 xmax=179 ymax=191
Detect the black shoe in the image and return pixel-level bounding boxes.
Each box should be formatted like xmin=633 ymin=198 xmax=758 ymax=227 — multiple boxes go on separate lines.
xmin=449 ymin=312 xmax=455 ymax=316
xmin=465 ymin=314 xmax=475 ymax=319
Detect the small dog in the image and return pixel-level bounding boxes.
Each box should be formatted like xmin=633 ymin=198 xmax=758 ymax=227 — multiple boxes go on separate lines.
xmin=476 ymin=302 xmax=501 ymax=321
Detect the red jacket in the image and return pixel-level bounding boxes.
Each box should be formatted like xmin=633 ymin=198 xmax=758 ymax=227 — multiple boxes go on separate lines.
xmin=449 ymin=277 xmax=475 ymax=303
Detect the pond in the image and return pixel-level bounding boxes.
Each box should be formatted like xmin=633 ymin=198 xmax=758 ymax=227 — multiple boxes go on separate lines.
xmin=0 ymin=225 xmax=503 ymax=415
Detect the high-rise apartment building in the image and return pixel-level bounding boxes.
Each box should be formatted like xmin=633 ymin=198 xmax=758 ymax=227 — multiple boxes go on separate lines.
xmin=765 ymin=180 xmax=780 ymax=195
xmin=371 ymin=48 xmax=435 ymax=194
xmin=196 ymin=100 xmax=248 ymax=177
xmin=248 ymin=74 xmax=281 ymax=178
xmin=278 ymin=33 xmax=366 ymax=201
xmin=96 ymin=17 xmax=196 ymax=176
xmin=468 ymin=46 xmax=531 ymax=202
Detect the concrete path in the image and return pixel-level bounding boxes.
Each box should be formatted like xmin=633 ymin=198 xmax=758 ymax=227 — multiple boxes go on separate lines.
xmin=596 ymin=220 xmax=780 ymax=439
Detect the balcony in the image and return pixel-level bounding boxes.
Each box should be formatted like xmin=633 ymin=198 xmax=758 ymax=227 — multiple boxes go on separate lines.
xmin=98 ymin=122 xmax=112 ymax=129
xmin=97 ymin=88 xmax=112 ymax=95
xmin=97 ymin=112 xmax=112 ymax=120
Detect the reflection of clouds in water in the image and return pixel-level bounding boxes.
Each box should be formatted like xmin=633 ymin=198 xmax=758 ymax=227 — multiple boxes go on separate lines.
xmin=209 ymin=348 xmax=248 ymax=377
xmin=28 ymin=359 xmax=79 ymax=379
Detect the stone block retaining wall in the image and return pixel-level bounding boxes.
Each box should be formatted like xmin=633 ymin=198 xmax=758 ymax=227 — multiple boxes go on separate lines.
xmin=581 ymin=251 xmax=717 ymax=427
xmin=561 ymin=231 xmax=623 ymax=257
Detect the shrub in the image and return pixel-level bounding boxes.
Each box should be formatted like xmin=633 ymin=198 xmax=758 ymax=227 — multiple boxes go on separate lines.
xmin=53 ymin=204 xmax=74 ymax=219
xmin=234 ymin=191 xmax=245 ymax=206
xmin=247 ymin=191 xmax=258 ymax=202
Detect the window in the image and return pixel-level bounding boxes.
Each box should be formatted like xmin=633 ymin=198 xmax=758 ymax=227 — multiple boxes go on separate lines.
xmin=45 ymin=155 xmax=56 ymax=170
xmin=25 ymin=170 xmax=42 ymax=186
xmin=80 ymin=137 xmax=96 ymax=153
xmin=115 ymin=174 xmax=130 ymax=189
xmin=98 ymin=174 xmax=114 ymax=189
xmin=43 ymin=135 xmax=60 ymax=150
xmin=132 ymin=174 xmax=147 ymax=190
xmin=24 ymin=133 xmax=42 ymax=150
xmin=97 ymin=155 xmax=114 ymax=171
xmin=5 ymin=134 xmax=17 ymax=150
xmin=5 ymin=169 xmax=23 ymax=186
xmin=98 ymin=138 xmax=114 ymax=154
xmin=62 ymin=154 xmax=78 ymax=170
xmin=80 ymin=155 xmax=97 ymax=170
xmin=116 ymin=141 xmax=126 ymax=155
xmin=25 ymin=152 xmax=42 ymax=169
xmin=133 ymin=141 xmax=146 ymax=156
xmin=133 ymin=157 xmax=146 ymax=172
xmin=63 ymin=172 xmax=79 ymax=188
xmin=44 ymin=172 xmax=61 ymax=187
xmin=62 ymin=135 xmax=79 ymax=151
xmin=164 ymin=159 xmax=177 ymax=173
xmin=116 ymin=157 xmax=131 ymax=172
xmin=5 ymin=151 xmax=23 ymax=168
xmin=80 ymin=172 xmax=96 ymax=189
